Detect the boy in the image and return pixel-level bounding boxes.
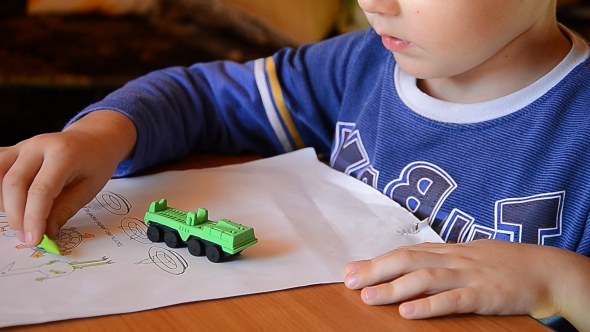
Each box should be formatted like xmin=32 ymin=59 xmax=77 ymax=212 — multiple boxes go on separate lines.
xmin=1 ymin=0 xmax=589 ymax=330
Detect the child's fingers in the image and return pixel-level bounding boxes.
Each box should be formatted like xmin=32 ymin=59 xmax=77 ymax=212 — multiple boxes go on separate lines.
xmin=45 ymin=178 xmax=99 ymax=237
xmin=0 ymin=147 xmax=18 ymax=213
xmin=2 ymin=152 xmax=44 ymax=237
xmin=22 ymin=158 xmax=72 ymax=246
xmin=344 ymin=249 xmax=450 ymax=289
xmin=360 ymin=267 xmax=464 ymax=306
xmin=399 ymin=288 xmax=481 ymax=319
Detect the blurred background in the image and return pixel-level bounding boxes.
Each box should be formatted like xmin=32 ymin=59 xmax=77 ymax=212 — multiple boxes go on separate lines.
xmin=0 ymin=0 xmax=588 ymax=146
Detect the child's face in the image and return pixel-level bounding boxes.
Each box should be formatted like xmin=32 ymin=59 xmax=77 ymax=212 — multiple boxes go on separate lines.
xmin=358 ymin=0 xmax=555 ymax=80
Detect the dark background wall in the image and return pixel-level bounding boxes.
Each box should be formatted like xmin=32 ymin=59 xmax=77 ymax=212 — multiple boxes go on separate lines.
xmin=0 ymin=0 xmax=287 ymax=146
xmin=1 ymin=1 xmax=589 ymax=147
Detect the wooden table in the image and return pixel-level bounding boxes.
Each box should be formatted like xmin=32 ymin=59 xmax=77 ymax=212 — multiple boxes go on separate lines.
xmin=3 ymin=154 xmax=549 ymax=331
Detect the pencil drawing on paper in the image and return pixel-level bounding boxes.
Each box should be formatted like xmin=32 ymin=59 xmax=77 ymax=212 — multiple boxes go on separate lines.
xmin=120 ymin=217 xmax=151 ymax=244
xmin=136 ymin=246 xmax=188 ymax=275
xmin=54 ymin=227 xmax=96 ymax=255
xmin=0 ymin=215 xmax=12 ymax=236
xmin=87 ymin=191 xmax=132 ymax=215
xmin=0 ymin=256 xmax=113 ymax=282
xmin=3 ymin=221 xmax=94 ymax=257
xmin=21 ymin=227 xmax=95 ymax=257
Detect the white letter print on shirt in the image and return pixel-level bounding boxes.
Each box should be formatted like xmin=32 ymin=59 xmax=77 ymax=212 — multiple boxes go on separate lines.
xmin=330 ymin=122 xmax=565 ymax=245
xmin=330 ymin=122 xmax=379 ymax=187
xmin=494 ymin=191 xmax=564 ymax=245
xmin=383 ymin=162 xmax=457 ymax=223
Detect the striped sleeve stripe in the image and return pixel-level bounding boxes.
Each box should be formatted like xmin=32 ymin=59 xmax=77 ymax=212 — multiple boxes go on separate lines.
xmin=254 ymin=57 xmax=304 ymax=152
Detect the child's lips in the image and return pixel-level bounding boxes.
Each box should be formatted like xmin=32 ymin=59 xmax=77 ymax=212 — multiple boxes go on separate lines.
xmin=381 ymin=35 xmax=412 ymax=52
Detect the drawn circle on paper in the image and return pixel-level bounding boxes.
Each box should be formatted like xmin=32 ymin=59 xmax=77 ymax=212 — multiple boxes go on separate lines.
xmin=94 ymin=191 xmax=132 ymax=215
xmin=121 ymin=218 xmax=151 ymax=244
xmin=148 ymin=247 xmax=188 ymax=275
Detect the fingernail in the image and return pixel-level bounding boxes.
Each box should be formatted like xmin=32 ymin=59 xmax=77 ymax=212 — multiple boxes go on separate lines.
xmin=345 ymin=262 xmax=360 ymax=274
xmin=344 ymin=272 xmax=358 ymax=288
xmin=363 ymin=287 xmax=378 ymax=301
xmin=14 ymin=230 xmax=25 ymax=242
xmin=25 ymin=232 xmax=34 ymax=245
xmin=400 ymin=303 xmax=415 ymax=317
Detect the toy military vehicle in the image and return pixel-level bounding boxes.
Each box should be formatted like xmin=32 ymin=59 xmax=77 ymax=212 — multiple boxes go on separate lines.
xmin=144 ymin=199 xmax=258 ymax=263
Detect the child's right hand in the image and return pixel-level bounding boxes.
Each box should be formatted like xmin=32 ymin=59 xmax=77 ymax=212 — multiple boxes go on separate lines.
xmin=344 ymin=239 xmax=590 ymax=331
xmin=0 ymin=110 xmax=136 ymax=247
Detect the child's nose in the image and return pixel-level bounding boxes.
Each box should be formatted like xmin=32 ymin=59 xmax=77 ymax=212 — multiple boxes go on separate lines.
xmin=357 ymin=0 xmax=400 ymax=16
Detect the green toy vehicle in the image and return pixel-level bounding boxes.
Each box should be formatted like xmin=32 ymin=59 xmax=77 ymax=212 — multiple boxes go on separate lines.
xmin=144 ymin=199 xmax=258 ymax=263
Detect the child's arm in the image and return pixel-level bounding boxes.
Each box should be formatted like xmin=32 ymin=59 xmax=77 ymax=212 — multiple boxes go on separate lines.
xmin=0 ymin=110 xmax=136 ymax=247
xmin=68 ymin=31 xmax=368 ymax=177
xmin=344 ymin=239 xmax=590 ymax=330
xmin=1 ymin=30 xmax=369 ymax=246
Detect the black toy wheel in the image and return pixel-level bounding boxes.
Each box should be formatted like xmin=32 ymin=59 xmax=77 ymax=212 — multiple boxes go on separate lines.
xmin=146 ymin=224 xmax=163 ymax=242
xmin=164 ymin=231 xmax=183 ymax=248
xmin=187 ymin=238 xmax=205 ymax=256
xmin=205 ymin=245 xmax=223 ymax=263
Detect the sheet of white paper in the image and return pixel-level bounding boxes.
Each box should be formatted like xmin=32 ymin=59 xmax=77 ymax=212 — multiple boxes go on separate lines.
xmin=0 ymin=148 xmax=442 ymax=327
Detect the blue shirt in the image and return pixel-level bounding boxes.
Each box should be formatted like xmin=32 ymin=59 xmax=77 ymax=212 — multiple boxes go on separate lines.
xmin=74 ymin=28 xmax=590 ymax=256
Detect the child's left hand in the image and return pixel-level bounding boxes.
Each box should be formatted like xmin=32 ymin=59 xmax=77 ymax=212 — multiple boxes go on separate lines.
xmin=344 ymin=239 xmax=590 ymax=329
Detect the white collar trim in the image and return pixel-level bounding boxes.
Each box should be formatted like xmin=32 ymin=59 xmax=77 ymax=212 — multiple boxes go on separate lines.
xmin=395 ymin=26 xmax=589 ymax=124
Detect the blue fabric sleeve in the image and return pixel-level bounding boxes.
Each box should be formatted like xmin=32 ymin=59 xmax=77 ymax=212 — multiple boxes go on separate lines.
xmin=71 ymin=61 xmax=283 ymax=176
xmin=68 ymin=30 xmax=369 ymax=177
xmin=263 ymin=30 xmax=367 ymax=156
